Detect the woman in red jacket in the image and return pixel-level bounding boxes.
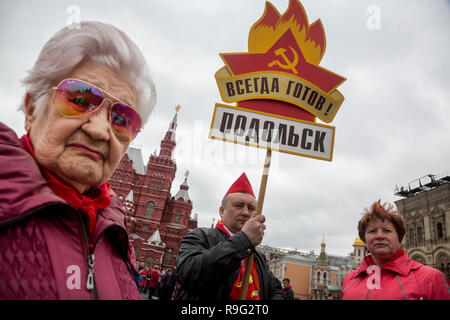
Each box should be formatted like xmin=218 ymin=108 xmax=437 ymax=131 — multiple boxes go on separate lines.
xmin=342 ymin=200 xmax=450 ymax=300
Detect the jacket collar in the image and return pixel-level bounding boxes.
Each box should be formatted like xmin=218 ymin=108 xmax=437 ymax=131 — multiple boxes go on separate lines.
xmin=0 ymin=122 xmax=63 ymax=226
xmin=356 ymin=249 xmax=421 ymax=277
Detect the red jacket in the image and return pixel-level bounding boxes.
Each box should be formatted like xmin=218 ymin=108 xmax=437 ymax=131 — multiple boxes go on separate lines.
xmin=139 ymin=268 xmax=151 ymax=287
xmin=149 ymin=269 xmax=160 ymax=289
xmin=342 ymin=249 xmax=450 ymax=300
xmin=0 ymin=122 xmax=140 ymax=299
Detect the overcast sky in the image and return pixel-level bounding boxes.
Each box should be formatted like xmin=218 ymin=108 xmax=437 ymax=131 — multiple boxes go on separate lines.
xmin=1 ymin=0 xmax=449 ymax=257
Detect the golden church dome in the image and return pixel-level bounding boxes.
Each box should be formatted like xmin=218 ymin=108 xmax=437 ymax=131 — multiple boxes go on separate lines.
xmin=353 ymin=237 xmax=365 ymax=246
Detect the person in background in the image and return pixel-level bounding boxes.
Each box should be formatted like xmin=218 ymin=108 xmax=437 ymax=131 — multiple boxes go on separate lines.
xmin=282 ymin=278 xmax=294 ymax=300
xmin=166 ymin=267 xmax=177 ymax=300
xmin=148 ymin=265 xmax=161 ymax=299
xmin=176 ymin=173 xmax=285 ymax=300
xmin=0 ymin=21 xmax=156 ymax=299
xmin=134 ymin=262 xmax=144 ymax=290
xmin=342 ymin=200 xmax=450 ymax=300
xmin=155 ymin=268 xmax=166 ymax=298
xmin=159 ymin=268 xmax=174 ymax=300
xmin=139 ymin=265 xmax=151 ymax=296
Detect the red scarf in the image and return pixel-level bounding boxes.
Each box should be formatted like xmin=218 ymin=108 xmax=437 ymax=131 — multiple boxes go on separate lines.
xmin=20 ymin=133 xmax=111 ymax=250
xmin=216 ymin=220 xmax=260 ymax=300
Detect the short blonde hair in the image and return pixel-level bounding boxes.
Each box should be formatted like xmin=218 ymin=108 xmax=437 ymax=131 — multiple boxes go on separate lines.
xmin=358 ymin=200 xmax=406 ymax=243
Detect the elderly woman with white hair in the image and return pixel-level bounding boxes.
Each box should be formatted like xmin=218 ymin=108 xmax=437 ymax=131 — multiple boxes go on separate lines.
xmin=0 ymin=21 xmax=156 ymax=299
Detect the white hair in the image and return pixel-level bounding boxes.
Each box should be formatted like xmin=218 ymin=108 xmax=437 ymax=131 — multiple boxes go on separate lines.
xmin=20 ymin=21 xmax=156 ymax=127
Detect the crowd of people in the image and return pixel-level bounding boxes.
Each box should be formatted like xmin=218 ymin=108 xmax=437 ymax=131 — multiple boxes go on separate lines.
xmin=134 ymin=264 xmax=177 ymax=300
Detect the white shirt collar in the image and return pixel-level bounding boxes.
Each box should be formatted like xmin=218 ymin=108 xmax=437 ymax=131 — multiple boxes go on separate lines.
xmin=223 ymin=225 xmax=234 ymax=236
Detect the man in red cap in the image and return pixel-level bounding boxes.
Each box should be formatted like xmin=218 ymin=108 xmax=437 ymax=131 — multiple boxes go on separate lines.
xmin=175 ymin=173 xmax=285 ymax=300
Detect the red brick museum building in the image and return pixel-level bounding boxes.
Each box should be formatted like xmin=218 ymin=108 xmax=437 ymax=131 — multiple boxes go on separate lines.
xmin=109 ymin=110 xmax=197 ymax=269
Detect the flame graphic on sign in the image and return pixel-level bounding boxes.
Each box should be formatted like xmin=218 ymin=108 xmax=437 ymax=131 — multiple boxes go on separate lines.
xmin=248 ymin=0 xmax=326 ymax=65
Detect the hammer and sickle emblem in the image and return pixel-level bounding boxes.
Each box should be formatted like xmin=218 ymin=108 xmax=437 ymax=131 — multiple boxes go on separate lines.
xmin=268 ymin=47 xmax=299 ymax=74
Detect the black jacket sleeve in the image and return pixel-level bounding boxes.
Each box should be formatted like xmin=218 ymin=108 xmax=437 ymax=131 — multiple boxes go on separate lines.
xmin=176 ymin=227 xmax=254 ymax=300
xmin=254 ymin=252 xmax=286 ymax=300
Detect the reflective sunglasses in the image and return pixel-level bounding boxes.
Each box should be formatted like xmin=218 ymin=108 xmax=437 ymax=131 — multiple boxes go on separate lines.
xmin=52 ymin=78 xmax=141 ymax=142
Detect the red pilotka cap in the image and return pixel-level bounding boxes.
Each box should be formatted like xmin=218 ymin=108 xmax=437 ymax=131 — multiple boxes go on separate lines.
xmin=224 ymin=172 xmax=255 ymax=198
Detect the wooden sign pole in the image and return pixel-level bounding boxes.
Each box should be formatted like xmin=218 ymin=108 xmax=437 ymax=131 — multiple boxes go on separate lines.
xmin=240 ymin=149 xmax=272 ymax=300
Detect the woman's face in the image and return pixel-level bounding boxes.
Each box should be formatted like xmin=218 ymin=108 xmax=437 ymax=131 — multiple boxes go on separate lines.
xmin=364 ymin=218 xmax=401 ymax=265
xmin=25 ymin=62 xmax=138 ymax=193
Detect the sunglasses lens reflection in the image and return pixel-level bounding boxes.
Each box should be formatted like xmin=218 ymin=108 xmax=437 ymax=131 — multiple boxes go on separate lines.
xmin=54 ymin=79 xmax=141 ymax=142
xmin=55 ymin=79 xmax=103 ymax=117
xmin=111 ymin=103 xmax=141 ymax=142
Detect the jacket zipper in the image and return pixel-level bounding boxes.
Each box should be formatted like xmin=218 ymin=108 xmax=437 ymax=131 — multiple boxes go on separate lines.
xmin=88 ymin=223 xmax=131 ymax=296
xmin=86 ymin=252 xmax=95 ymax=291
xmin=76 ymin=212 xmax=99 ymax=300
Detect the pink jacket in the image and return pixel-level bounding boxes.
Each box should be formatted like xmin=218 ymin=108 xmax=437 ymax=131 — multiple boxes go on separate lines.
xmin=342 ymin=249 xmax=450 ymax=300
xmin=0 ymin=122 xmax=140 ymax=299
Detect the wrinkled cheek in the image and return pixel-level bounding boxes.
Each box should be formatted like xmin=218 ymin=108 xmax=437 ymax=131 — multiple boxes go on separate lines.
xmin=100 ymin=163 xmax=112 ymax=183
xmin=34 ymin=145 xmax=65 ymax=171
xmin=107 ymin=145 xmax=128 ymax=176
xmin=102 ymin=155 xmax=122 ymax=182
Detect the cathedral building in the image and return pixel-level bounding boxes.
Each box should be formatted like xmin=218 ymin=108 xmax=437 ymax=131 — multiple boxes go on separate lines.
xmin=264 ymin=239 xmax=353 ymax=300
xmin=394 ymin=172 xmax=450 ymax=277
xmin=310 ymin=238 xmax=331 ymax=299
xmin=109 ymin=108 xmax=197 ymax=269
xmin=310 ymin=238 xmax=348 ymax=300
